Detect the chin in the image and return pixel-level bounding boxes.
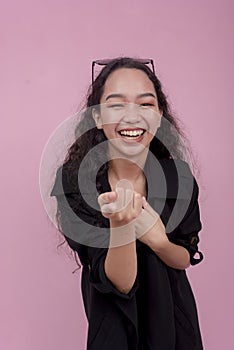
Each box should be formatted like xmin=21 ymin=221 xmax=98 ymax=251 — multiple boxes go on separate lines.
xmin=108 ymin=140 xmax=148 ymax=159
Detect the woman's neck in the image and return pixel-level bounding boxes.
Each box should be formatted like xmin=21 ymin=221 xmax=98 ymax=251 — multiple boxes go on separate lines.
xmin=108 ymin=158 xmax=147 ymax=198
xmin=109 ymin=159 xmax=142 ymax=180
xmin=108 ymin=158 xmax=145 ymax=183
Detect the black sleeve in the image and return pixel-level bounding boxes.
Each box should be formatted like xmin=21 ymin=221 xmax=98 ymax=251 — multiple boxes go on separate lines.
xmin=87 ymin=245 xmax=139 ymax=299
xmin=168 ymin=175 xmax=204 ymax=266
xmin=51 ymin=168 xmax=139 ymax=298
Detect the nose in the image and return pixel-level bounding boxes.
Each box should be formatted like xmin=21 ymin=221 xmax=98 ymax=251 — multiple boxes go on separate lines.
xmin=122 ymin=103 xmax=141 ymax=123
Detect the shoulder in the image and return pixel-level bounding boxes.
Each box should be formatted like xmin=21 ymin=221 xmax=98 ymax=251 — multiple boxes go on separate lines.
xmin=159 ymin=158 xmax=193 ymax=177
xmin=158 ymin=158 xmax=197 ymax=200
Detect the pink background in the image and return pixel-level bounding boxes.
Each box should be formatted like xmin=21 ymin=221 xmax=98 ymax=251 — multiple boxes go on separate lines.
xmin=1 ymin=0 xmax=233 ymax=349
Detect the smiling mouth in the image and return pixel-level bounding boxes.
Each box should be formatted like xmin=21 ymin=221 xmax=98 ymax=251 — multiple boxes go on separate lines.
xmin=117 ymin=128 xmax=146 ymax=140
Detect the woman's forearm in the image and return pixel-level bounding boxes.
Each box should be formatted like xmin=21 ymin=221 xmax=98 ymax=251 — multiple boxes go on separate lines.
xmin=151 ymin=239 xmax=190 ymax=270
xmin=104 ymin=222 xmax=137 ymax=294
xmin=135 ymin=203 xmax=190 ymax=270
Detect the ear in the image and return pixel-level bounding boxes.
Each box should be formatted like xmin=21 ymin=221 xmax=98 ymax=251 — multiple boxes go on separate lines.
xmin=92 ymin=108 xmax=103 ymax=129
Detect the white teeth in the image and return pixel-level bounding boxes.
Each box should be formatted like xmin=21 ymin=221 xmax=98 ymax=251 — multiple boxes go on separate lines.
xmin=119 ymin=129 xmax=144 ymax=137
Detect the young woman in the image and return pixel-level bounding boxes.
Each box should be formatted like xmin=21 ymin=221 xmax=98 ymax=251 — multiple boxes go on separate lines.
xmin=51 ymin=57 xmax=204 ymax=350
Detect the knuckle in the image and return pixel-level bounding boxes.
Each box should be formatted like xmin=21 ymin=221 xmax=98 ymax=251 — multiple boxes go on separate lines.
xmin=117 ymin=213 xmax=123 ymax=221
xmin=126 ymin=214 xmax=132 ymax=222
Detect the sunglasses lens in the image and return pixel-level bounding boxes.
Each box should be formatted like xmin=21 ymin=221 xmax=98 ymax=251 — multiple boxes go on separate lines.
xmin=135 ymin=59 xmax=151 ymax=64
xmin=92 ymin=58 xmax=154 ymax=82
xmin=95 ymin=59 xmax=112 ymax=66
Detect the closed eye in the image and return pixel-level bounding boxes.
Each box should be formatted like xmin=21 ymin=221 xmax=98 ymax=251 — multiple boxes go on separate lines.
xmin=107 ymin=103 xmax=125 ymax=108
xmin=140 ymin=103 xmax=154 ymax=107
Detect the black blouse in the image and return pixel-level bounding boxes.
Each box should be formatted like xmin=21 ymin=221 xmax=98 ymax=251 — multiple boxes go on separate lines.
xmin=51 ymin=157 xmax=204 ymax=350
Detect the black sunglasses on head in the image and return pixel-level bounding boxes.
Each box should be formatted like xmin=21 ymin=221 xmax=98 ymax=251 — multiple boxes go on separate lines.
xmin=91 ymin=58 xmax=155 ymax=84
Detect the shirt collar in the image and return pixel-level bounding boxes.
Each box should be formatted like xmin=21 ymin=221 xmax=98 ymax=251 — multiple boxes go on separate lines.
xmin=96 ymin=155 xmax=180 ymax=200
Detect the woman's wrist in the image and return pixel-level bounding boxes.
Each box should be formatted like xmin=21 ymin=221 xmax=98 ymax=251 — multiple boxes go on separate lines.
xmin=109 ymin=220 xmax=135 ymax=247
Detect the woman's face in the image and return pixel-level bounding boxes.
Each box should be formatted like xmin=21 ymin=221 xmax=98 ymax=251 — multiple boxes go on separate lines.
xmin=92 ymin=68 xmax=162 ymax=156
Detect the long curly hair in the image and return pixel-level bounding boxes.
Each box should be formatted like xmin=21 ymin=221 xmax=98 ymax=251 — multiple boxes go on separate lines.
xmin=55 ymin=57 xmax=197 ymax=272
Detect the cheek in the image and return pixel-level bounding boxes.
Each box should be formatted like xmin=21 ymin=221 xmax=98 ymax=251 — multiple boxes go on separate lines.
xmin=100 ymin=113 xmax=119 ymax=130
xmin=102 ymin=123 xmax=117 ymax=136
xmin=145 ymin=132 xmax=155 ymax=144
xmin=147 ymin=114 xmax=161 ymax=133
xmin=100 ymin=105 xmax=125 ymax=124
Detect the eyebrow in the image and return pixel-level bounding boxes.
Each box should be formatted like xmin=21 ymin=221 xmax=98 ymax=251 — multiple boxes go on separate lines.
xmin=105 ymin=92 xmax=156 ymax=101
